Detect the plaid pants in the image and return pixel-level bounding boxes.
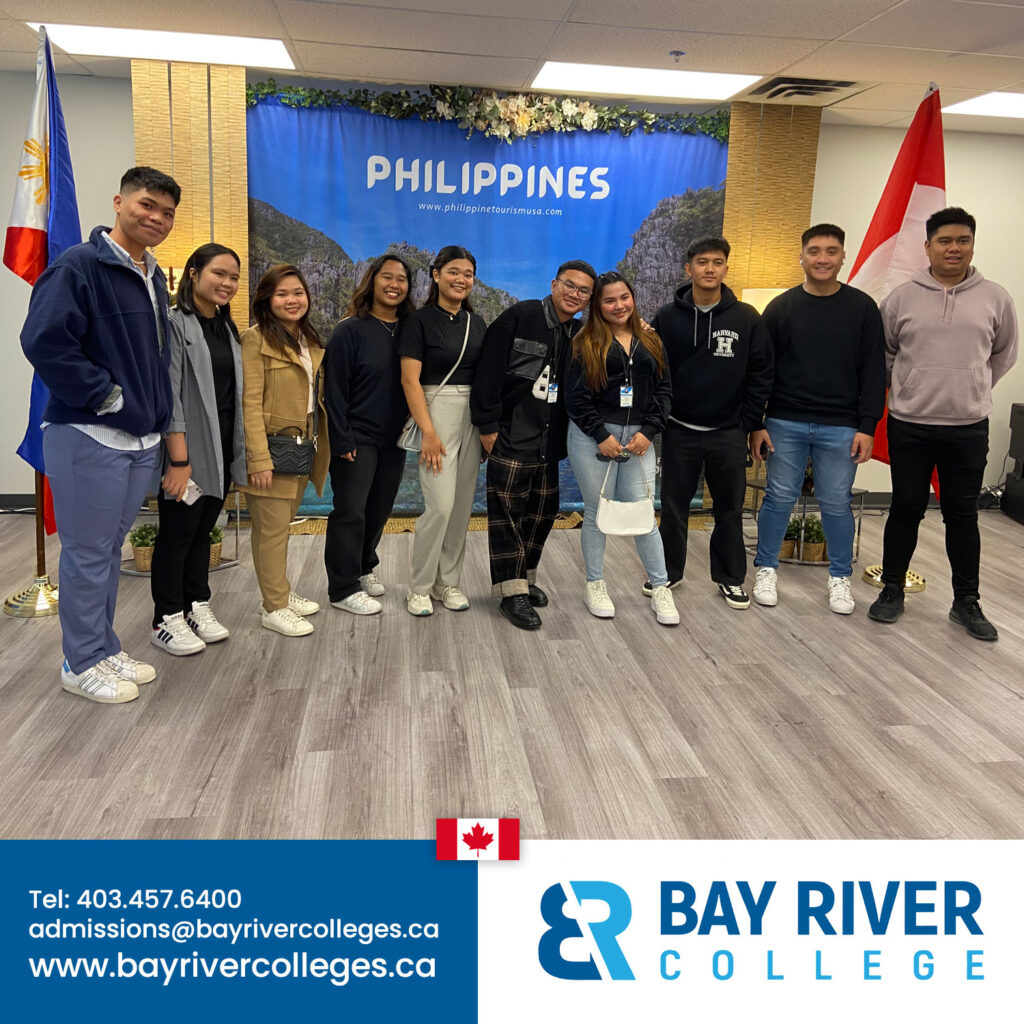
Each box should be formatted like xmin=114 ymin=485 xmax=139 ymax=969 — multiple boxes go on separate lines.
xmin=486 ymin=453 xmax=560 ymax=596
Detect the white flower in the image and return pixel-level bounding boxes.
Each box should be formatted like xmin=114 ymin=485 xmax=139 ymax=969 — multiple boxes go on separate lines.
xmin=581 ymin=110 xmax=598 ymax=130
xmin=494 ymin=121 xmax=511 ymax=139
xmin=561 ymin=98 xmax=579 ymax=118
xmin=435 ymin=100 xmax=454 ymax=119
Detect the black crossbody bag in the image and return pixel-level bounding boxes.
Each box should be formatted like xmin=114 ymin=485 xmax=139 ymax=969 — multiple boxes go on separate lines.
xmin=267 ymin=368 xmax=321 ymax=475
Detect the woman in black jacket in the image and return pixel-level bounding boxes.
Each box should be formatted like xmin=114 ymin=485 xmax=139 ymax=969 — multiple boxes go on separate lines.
xmin=565 ymin=272 xmax=677 ymax=625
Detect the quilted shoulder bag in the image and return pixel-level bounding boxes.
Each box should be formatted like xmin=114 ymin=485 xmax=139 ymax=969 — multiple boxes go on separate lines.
xmin=267 ymin=367 xmax=321 ymax=475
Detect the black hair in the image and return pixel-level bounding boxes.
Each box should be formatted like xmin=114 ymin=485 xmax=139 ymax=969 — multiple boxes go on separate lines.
xmin=802 ymin=223 xmax=845 ymax=247
xmin=427 ymin=245 xmax=476 ymax=312
xmin=252 ymin=263 xmax=321 ymax=355
xmin=555 ymin=259 xmax=597 ymax=283
xmin=926 ymin=206 xmax=976 ymax=240
xmin=347 ymin=253 xmax=416 ymax=320
xmin=119 ymin=166 xmax=181 ymax=206
xmin=686 ymin=236 xmax=731 ymax=261
xmin=175 ymin=243 xmax=241 ymax=337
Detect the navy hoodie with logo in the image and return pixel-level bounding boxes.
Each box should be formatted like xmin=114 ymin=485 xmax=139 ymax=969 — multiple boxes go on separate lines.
xmin=651 ymin=283 xmax=772 ymax=432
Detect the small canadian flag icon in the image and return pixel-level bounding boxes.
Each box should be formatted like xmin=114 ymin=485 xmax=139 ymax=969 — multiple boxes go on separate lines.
xmin=436 ymin=818 xmax=520 ymax=860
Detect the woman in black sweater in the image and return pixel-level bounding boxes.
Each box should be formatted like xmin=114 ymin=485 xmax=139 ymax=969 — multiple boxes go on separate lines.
xmin=323 ymin=254 xmax=414 ymax=614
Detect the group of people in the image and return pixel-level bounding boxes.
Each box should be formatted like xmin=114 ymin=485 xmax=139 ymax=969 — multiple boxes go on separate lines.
xmin=19 ymin=166 xmax=1018 ymax=705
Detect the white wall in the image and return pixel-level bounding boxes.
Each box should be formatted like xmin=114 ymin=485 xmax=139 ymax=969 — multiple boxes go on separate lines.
xmin=812 ymin=122 xmax=1024 ymax=491
xmin=0 ymin=71 xmax=133 ymax=497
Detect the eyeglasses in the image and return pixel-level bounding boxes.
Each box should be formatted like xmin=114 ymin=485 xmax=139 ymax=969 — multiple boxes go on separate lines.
xmin=556 ymin=278 xmax=592 ymax=298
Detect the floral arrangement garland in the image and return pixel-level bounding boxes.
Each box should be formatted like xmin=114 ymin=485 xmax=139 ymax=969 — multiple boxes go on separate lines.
xmin=246 ymin=80 xmax=730 ymax=144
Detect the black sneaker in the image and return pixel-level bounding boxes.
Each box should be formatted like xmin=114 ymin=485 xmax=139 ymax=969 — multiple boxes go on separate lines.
xmin=867 ymin=584 xmax=905 ymax=624
xmin=949 ymin=599 xmax=998 ymax=641
xmin=528 ymin=584 xmax=549 ymax=607
xmin=717 ymin=583 xmax=750 ymax=609
xmin=642 ymin=578 xmax=681 ymax=597
xmin=499 ymin=594 xmax=542 ymax=631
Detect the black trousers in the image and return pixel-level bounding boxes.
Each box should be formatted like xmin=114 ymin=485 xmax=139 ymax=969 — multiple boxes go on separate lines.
xmin=881 ymin=415 xmax=989 ymax=602
xmin=151 ymin=488 xmax=227 ymax=627
xmin=324 ymin=443 xmax=407 ymax=602
xmin=659 ymin=421 xmax=748 ymax=585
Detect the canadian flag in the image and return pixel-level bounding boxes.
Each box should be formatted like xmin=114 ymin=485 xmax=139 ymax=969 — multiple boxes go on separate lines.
xmin=847 ymin=83 xmax=945 ymax=476
xmin=436 ymin=818 xmax=520 ymax=860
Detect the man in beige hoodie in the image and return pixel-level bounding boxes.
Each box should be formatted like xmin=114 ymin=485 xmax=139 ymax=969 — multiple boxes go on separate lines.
xmin=869 ymin=207 xmax=1018 ymax=640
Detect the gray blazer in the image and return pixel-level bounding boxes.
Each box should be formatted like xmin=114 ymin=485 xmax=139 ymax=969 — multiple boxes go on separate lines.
xmin=164 ymin=307 xmax=247 ymax=498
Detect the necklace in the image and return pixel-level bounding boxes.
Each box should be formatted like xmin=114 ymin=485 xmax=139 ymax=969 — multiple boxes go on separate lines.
xmin=373 ymin=316 xmax=399 ymax=337
xmin=434 ymin=304 xmax=460 ymax=321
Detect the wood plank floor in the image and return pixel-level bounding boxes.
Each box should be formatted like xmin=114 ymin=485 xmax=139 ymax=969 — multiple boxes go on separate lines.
xmin=1 ymin=507 xmax=1022 ymax=840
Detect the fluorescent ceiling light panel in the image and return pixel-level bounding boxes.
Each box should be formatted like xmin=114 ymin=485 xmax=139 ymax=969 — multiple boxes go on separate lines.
xmin=28 ymin=23 xmax=294 ymax=69
xmin=533 ymin=61 xmax=759 ymax=101
xmin=942 ymin=92 xmax=1024 ymax=118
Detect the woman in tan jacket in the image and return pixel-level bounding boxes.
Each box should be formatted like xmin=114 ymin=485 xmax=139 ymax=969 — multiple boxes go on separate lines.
xmin=238 ymin=264 xmax=329 ymax=636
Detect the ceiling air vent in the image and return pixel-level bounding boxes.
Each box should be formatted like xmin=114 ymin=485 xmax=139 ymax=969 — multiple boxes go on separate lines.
xmin=737 ymin=77 xmax=873 ymax=106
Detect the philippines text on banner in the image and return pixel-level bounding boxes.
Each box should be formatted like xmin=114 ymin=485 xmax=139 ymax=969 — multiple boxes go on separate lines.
xmin=436 ymin=818 xmax=520 ymax=860
xmin=6 ymin=25 xmax=81 ymax=513
xmin=847 ymin=82 xmax=944 ymax=475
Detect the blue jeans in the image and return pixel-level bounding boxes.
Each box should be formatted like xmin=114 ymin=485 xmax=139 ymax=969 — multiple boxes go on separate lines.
xmin=44 ymin=424 xmax=161 ymax=672
xmin=754 ymin=417 xmax=858 ymax=577
xmin=567 ymin=421 xmax=668 ymax=587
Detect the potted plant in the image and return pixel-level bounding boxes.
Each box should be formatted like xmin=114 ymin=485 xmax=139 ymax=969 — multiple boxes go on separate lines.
xmin=127 ymin=522 xmax=159 ymax=571
xmin=799 ymin=514 xmax=826 ymax=563
xmin=780 ymin=515 xmax=801 ymax=559
xmin=209 ymin=525 xmax=224 ymax=567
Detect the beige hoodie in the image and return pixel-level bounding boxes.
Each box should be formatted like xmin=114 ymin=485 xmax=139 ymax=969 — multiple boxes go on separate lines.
xmin=880 ymin=266 xmax=1018 ymax=425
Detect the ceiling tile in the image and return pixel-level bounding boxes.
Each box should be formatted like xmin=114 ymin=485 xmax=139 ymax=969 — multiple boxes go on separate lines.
xmin=0 ymin=16 xmax=37 ymax=49
xmin=284 ymin=0 xmax=572 ymax=17
xmin=827 ymin=81 xmax=982 ymax=110
xmin=820 ymin=107 xmax=910 ymax=126
xmin=567 ymin=0 xmax=901 ymax=39
xmin=546 ymin=24 xmax=821 ymax=73
xmin=280 ymin=1 xmax=554 ymax=58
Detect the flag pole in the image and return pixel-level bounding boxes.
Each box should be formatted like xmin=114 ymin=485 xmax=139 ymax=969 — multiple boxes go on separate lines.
xmin=3 ymin=470 xmax=59 ymax=617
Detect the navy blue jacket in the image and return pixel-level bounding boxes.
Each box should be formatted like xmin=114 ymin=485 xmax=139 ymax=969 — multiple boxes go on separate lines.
xmin=20 ymin=226 xmax=173 ymax=436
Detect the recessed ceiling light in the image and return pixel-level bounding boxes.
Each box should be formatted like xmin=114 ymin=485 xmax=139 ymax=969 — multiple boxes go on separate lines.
xmin=28 ymin=23 xmax=294 ymax=69
xmin=532 ymin=62 xmax=759 ymax=101
xmin=942 ymin=92 xmax=1024 ymax=118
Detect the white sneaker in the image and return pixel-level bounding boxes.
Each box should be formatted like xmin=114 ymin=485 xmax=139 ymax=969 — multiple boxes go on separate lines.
xmin=151 ymin=612 xmax=207 ymax=656
xmin=288 ymin=591 xmax=320 ymax=616
xmin=61 ymin=658 xmax=138 ymax=704
xmin=828 ymin=575 xmax=856 ymax=615
xmin=104 ymin=650 xmax=156 ymax=684
xmin=186 ymin=601 xmax=229 ymax=642
xmin=407 ymin=592 xmax=434 ymax=617
xmin=332 ymin=591 xmax=383 ymax=615
xmin=261 ymin=606 xmax=314 ymax=636
xmin=432 ymin=585 xmax=470 ymax=611
xmin=651 ymin=585 xmax=680 ymax=625
xmin=584 ymin=579 xmax=615 ymax=618
xmin=752 ymin=567 xmax=778 ymax=607
xmin=360 ymin=572 xmax=386 ymax=597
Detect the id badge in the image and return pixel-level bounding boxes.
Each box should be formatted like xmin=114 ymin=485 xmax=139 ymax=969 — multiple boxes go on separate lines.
xmin=619 ymin=385 xmax=633 ymax=408
xmin=547 ymin=381 xmax=559 ymax=404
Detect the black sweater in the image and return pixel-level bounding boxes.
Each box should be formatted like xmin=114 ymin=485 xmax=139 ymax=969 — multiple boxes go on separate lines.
xmin=761 ymin=283 xmax=886 ymax=434
xmin=651 ymin=283 xmax=772 ymax=432
xmin=323 ymin=316 xmax=408 ymax=453
xmin=564 ymin=335 xmax=672 ymax=442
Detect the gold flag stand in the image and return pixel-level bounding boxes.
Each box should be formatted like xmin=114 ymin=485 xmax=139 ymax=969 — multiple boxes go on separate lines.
xmin=4 ymin=471 xmax=59 ymax=617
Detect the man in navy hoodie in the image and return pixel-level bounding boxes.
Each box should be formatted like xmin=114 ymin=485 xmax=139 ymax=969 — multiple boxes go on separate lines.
xmin=21 ymin=166 xmax=181 ymax=703
xmin=650 ymin=236 xmax=772 ymax=609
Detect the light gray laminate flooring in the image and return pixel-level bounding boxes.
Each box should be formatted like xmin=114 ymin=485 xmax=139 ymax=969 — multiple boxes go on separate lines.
xmin=1 ymin=509 xmax=1022 ymax=840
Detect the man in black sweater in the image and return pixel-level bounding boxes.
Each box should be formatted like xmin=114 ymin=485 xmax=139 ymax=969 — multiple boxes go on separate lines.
xmin=651 ymin=236 xmax=772 ymax=609
xmin=471 ymin=260 xmax=596 ymax=629
xmin=749 ymin=224 xmax=886 ymax=615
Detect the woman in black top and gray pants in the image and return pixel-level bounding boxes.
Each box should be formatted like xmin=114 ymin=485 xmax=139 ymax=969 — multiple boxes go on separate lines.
xmin=399 ymin=246 xmax=487 ymax=616
xmin=323 ymin=255 xmax=414 ymax=614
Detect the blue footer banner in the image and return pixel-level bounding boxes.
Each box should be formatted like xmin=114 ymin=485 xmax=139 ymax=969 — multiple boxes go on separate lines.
xmin=2 ymin=839 xmax=1017 ymax=1021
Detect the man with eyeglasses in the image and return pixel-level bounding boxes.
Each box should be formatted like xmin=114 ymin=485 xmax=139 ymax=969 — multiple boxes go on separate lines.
xmin=472 ymin=260 xmax=597 ymax=629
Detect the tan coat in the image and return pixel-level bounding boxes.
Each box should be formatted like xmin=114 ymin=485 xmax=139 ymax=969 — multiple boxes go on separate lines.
xmin=237 ymin=325 xmax=330 ymax=500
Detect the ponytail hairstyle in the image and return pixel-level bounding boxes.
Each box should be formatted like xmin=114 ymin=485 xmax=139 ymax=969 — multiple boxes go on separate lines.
xmin=426 ymin=245 xmax=476 ymax=312
xmin=175 ymin=242 xmax=241 ymax=339
xmin=251 ymin=263 xmax=322 ymax=356
xmin=572 ymin=271 xmax=666 ymax=393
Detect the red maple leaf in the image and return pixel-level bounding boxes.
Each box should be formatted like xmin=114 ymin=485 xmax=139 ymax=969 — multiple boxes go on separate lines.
xmin=462 ymin=822 xmax=494 ymax=857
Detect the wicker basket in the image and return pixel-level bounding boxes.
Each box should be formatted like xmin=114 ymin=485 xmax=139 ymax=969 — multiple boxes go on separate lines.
xmin=800 ymin=541 xmax=826 ymax=563
xmin=209 ymin=541 xmax=222 ymax=568
xmin=132 ymin=545 xmax=154 ymax=572
xmin=779 ymin=539 xmax=797 ymax=560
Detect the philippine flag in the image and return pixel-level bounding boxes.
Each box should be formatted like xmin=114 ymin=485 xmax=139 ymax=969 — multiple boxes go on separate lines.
xmin=436 ymin=818 xmax=520 ymax=860
xmin=847 ymin=83 xmax=945 ymax=475
xmin=5 ymin=26 xmax=80 ymax=530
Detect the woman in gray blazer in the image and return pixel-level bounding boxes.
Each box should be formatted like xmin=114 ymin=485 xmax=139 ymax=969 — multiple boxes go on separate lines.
xmin=149 ymin=243 xmax=247 ymax=655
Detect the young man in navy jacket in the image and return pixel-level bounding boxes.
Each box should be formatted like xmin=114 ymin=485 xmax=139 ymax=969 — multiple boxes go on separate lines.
xmin=651 ymin=236 xmax=772 ymax=609
xmin=21 ymin=166 xmax=181 ymax=703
